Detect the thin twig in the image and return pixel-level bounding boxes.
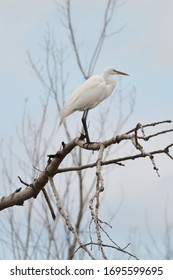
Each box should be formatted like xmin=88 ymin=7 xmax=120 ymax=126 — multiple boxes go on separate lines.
xmin=73 ymin=242 xmax=139 ymax=260
xmin=66 ymin=0 xmax=87 ymax=79
xmin=42 ymin=188 xmax=56 ymax=221
xmin=126 ymin=120 xmax=172 ymax=134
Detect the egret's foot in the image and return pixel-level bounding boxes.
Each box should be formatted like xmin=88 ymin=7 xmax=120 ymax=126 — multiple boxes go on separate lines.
xmin=83 ymin=141 xmax=97 ymax=148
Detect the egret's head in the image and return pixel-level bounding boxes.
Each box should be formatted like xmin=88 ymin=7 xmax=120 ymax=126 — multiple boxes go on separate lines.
xmin=104 ymin=67 xmax=129 ymax=76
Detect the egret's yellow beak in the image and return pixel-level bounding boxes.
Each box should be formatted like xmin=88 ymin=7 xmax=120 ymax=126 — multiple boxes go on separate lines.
xmin=114 ymin=69 xmax=129 ymax=76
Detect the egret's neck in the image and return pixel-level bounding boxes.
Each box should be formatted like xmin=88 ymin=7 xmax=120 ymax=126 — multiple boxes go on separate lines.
xmin=103 ymin=73 xmax=116 ymax=96
xmin=103 ymin=73 xmax=116 ymax=86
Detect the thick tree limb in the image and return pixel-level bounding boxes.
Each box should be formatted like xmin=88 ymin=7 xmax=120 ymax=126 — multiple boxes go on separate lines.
xmin=0 ymin=138 xmax=76 ymax=211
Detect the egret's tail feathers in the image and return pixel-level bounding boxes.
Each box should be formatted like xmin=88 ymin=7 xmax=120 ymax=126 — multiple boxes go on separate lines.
xmin=56 ymin=119 xmax=63 ymax=135
xmin=56 ymin=112 xmax=66 ymax=134
xmin=59 ymin=115 xmax=65 ymax=126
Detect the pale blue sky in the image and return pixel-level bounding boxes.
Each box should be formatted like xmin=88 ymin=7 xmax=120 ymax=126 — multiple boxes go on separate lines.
xmin=0 ymin=0 xmax=173 ymax=259
xmin=0 ymin=0 xmax=173 ymax=135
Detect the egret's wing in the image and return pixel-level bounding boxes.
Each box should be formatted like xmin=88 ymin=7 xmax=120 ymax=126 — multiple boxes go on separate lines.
xmin=60 ymin=75 xmax=107 ymax=122
xmin=68 ymin=76 xmax=107 ymax=109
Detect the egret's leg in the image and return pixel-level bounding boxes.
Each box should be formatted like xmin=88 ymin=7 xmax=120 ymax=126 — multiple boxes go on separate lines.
xmin=81 ymin=109 xmax=90 ymax=143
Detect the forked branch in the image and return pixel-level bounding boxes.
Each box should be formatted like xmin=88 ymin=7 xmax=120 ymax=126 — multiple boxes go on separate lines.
xmin=0 ymin=120 xmax=172 ymax=211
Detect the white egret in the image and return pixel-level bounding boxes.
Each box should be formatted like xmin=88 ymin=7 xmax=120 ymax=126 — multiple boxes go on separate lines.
xmin=60 ymin=67 xmax=129 ymax=143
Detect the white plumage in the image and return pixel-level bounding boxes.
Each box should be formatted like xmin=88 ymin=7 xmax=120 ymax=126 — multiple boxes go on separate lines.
xmin=60 ymin=67 xmax=129 ymax=143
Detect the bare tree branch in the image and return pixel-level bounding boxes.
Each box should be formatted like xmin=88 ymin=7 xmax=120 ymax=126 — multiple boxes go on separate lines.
xmin=49 ymin=176 xmax=95 ymax=260
xmin=89 ymin=144 xmax=107 ymax=259
xmin=1 ymin=121 xmax=173 ymax=212
xmin=66 ymin=0 xmax=87 ymax=79
xmin=73 ymin=241 xmax=139 ymax=260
